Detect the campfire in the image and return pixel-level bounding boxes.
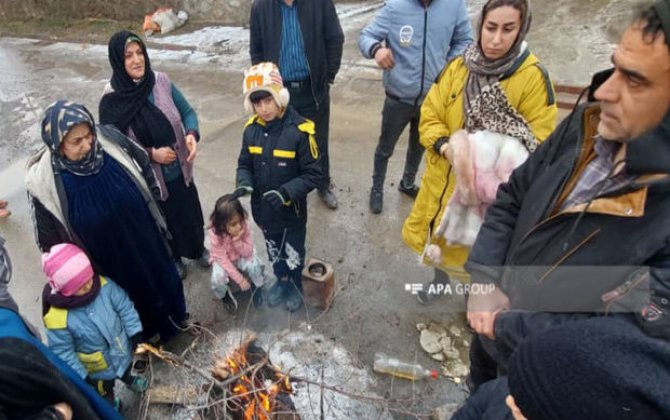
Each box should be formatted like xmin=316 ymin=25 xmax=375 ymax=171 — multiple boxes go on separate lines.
xmin=138 ymin=335 xmax=299 ymax=419
xmin=211 ymin=336 xmax=298 ymax=420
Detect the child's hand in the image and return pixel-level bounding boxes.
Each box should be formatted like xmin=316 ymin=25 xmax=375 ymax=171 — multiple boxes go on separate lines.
xmin=233 ymin=186 xmax=253 ymax=198
xmin=263 ymin=189 xmax=290 ymax=210
xmin=240 ymin=279 xmax=251 ymax=291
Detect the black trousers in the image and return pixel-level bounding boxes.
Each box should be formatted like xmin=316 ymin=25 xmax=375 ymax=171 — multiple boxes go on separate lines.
xmin=286 ymin=84 xmax=331 ymax=189
xmin=263 ymin=225 xmax=307 ymax=288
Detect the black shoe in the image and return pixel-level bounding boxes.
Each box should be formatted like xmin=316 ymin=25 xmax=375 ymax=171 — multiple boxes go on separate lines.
xmin=398 ymin=180 xmax=419 ymax=198
xmin=319 ymin=187 xmax=338 ymax=210
xmin=266 ymin=281 xmax=287 ymax=307
xmin=285 ymin=283 xmax=303 ymax=312
xmin=369 ymin=188 xmax=383 ymax=214
xmin=251 ymin=285 xmax=264 ymax=308
xmin=175 ymin=259 xmax=187 ymax=280
xmin=416 ymin=289 xmax=435 ymax=305
xmin=196 ymin=249 xmax=211 ymax=268
xmin=221 ymin=293 xmax=238 ymax=314
xmin=416 ymin=274 xmax=451 ymax=305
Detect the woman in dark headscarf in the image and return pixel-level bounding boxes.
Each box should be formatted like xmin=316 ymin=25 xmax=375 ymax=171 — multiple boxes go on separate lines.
xmin=26 ymin=100 xmax=189 ymax=342
xmin=99 ymin=31 xmax=208 ymax=279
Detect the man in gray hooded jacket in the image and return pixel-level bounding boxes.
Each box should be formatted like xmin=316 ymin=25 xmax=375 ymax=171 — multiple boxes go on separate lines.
xmin=359 ymin=0 xmax=472 ymax=214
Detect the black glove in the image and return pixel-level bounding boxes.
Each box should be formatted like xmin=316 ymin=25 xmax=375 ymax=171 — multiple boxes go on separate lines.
xmin=232 ymin=185 xmax=253 ymax=199
xmin=263 ymin=189 xmax=290 ymax=210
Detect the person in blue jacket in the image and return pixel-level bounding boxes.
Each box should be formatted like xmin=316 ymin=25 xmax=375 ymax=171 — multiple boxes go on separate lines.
xmin=41 ymin=243 xmax=147 ymax=406
xmin=358 ymin=0 xmax=473 ymax=214
xmin=0 ymin=235 xmax=121 ymax=420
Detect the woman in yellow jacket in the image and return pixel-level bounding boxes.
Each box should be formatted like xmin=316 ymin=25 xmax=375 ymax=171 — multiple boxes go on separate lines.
xmin=402 ymin=0 xmax=557 ymax=303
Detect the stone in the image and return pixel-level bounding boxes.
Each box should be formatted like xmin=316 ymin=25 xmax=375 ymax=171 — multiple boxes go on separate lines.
xmin=449 ymin=362 xmax=470 ymax=378
xmin=438 ymin=336 xmax=452 ymax=353
xmin=449 ymin=326 xmax=462 ymax=338
xmin=427 ymin=322 xmax=448 ymax=336
xmin=416 ymin=323 xmax=427 ymax=331
xmin=430 ymin=352 xmax=445 ymax=362
xmin=420 ymin=328 xmax=443 ymax=355
xmin=443 ymin=347 xmax=460 ymax=360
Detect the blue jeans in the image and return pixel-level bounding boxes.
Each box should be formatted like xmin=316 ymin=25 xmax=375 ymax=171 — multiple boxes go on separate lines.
xmin=372 ymin=96 xmax=425 ymax=191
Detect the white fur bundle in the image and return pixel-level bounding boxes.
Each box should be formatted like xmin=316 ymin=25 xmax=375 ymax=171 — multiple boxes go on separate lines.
xmin=431 ymin=129 xmax=529 ymax=255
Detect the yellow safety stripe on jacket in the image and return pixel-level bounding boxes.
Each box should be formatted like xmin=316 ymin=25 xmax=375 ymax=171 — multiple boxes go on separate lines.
xmin=249 ymin=146 xmax=263 ymax=154
xmin=297 ymin=121 xmax=319 ymax=160
xmin=44 ymin=307 xmax=68 ymax=330
xmin=77 ymin=351 xmax=109 ymax=373
xmin=43 ymin=276 xmax=108 ymax=329
xmin=273 ymin=149 xmax=296 ymax=158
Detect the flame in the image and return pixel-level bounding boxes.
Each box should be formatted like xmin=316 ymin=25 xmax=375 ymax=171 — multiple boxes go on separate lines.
xmin=222 ymin=345 xmax=294 ymax=419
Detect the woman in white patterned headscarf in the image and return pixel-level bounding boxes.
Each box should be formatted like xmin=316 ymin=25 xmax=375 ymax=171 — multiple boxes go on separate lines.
xmin=26 ymin=100 xmax=193 ymax=342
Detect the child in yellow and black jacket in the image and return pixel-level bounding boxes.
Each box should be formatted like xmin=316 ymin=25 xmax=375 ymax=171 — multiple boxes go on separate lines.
xmin=235 ymin=62 xmax=322 ymax=313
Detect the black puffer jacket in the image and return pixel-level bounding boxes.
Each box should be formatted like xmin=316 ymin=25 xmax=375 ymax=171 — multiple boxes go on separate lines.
xmin=236 ymin=106 xmax=322 ymax=234
xmin=249 ymin=0 xmax=344 ymax=104
xmin=466 ymin=103 xmax=670 ymax=340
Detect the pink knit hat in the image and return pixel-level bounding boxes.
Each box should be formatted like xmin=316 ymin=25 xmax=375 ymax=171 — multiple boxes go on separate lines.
xmin=42 ymin=244 xmax=94 ymax=297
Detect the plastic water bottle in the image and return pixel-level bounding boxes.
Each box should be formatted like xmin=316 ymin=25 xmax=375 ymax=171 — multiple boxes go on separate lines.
xmin=373 ymin=352 xmax=438 ymax=381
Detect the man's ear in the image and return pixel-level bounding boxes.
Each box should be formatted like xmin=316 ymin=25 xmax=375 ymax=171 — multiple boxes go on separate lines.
xmin=588 ymin=68 xmax=615 ymax=102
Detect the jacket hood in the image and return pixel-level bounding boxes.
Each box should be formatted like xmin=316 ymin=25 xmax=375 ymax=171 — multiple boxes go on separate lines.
xmin=500 ymin=46 xmax=537 ymax=80
xmin=626 ymin=109 xmax=670 ymax=175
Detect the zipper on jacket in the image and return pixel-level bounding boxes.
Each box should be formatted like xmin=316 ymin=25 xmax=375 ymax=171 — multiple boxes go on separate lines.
xmin=535 ymin=228 xmax=600 ymax=283
xmin=414 ymin=6 xmax=429 ymax=107
xmin=428 ymin=166 xmax=452 ymax=235
xmin=602 ymin=268 xmax=648 ymax=314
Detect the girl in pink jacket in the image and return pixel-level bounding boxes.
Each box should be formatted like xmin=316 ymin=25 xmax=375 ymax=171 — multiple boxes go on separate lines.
xmin=209 ymin=195 xmax=265 ymax=313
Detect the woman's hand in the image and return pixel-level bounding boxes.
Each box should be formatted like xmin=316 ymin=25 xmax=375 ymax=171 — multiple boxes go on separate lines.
xmin=152 ymin=147 xmax=177 ymax=164
xmin=441 ymin=143 xmax=454 ymax=164
xmin=185 ymin=134 xmax=197 ymax=163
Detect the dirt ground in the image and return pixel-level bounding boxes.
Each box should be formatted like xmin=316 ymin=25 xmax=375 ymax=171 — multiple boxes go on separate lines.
xmin=0 ymin=0 xmax=629 ymax=417
xmin=0 ymin=40 xmax=468 ymax=420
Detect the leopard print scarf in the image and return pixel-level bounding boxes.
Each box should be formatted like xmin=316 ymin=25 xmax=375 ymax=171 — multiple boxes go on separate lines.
xmin=464 ymin=77 xmax=538 ymax=152
xmin=463 ymin=0 xmax=537 ymax=151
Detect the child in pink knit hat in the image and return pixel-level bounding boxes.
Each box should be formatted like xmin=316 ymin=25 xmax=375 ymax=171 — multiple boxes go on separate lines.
xmin=41 ymin=243 xmax=148 ymax=408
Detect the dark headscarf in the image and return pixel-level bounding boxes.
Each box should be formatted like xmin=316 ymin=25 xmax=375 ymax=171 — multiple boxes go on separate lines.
xmin=40 ymin=101 xmax=104 ymax=175
xmin=99 ymin=30 xmax=175 ymax=148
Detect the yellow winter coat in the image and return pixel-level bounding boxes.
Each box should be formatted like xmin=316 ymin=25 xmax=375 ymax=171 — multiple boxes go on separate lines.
xmin=402 ymin=53 xmax=558 ymax=281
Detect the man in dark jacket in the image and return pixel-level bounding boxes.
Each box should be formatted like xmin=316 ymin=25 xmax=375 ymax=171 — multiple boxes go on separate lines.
xmin=250 ymin=0 xmax=344 ymax=210
xmin=463 ymin=1 xmax=670 ymax=388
